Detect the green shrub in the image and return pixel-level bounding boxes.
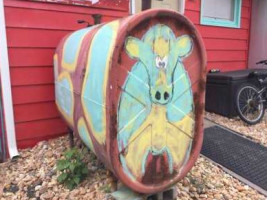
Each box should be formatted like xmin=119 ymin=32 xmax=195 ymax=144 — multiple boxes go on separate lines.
xmin=56 ymin=147 xmax=88 ymax=190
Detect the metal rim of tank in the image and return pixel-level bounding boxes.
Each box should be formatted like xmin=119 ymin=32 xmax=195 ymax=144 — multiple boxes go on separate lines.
xmin=108 ymin=8 xmax=207 ymax=194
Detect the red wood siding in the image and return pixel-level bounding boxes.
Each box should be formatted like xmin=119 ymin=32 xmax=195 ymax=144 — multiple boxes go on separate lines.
xmin=26 ymin=0 xmax=129 ymax=11
xmin=4 ymin=0 xmax=129 ymax=148
xmin=185 ymin=0 xmax=252 ymax=72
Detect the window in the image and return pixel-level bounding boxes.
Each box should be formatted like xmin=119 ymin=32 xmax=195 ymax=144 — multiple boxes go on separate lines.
xmin=201 ymin=0 xmax=242 ymax=28
xmin=131 ymin=0 xmax=185 ymax=14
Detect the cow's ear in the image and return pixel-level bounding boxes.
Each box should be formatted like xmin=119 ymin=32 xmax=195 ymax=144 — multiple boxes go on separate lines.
xmin=175 ymin=35 xmax=193 ymax=58
xmin=125 ymin=37 xmax=152 ymax=60
xmin=125 ymin=37 xmax=143 ymax=59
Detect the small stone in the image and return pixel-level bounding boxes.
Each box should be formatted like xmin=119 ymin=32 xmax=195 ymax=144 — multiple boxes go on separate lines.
xmin=90 ymin=166 xmax=98 ymax=172
xmin=53 ymin=187 xmax=58 ymax=192
xmin=48 ymin=180 xmax=57 ymax=188
xmin=193 ymin=192 xmax=199 ymax=198
xmin=182 ymin=178 xmax=190 ymax=187
xmin=214 ymin=194 xmax=223 ymax=199
xmin=41 ymin=191 xmax=54 ymax=199
xmin=189 ymin=186 xmax=197 ymax=192
xmin=215 ymin=183 xmax=224 ymax=188
xmin=70 ymin=189 xmax=79 ymax=196
xmin=79 ymin=188 xmax=86 ymax=195
xmin=223 ymin=193 xmax=231 ymax=200
xmin=35 ymin=185 xmax=41 ymax=191
xmin=39 ymin=186 xmax=48 ymax=194
xmin=33 ymin=179 xmax=42 ymax=186
xmin=23 ymin=175 xmax=32 ymax=182
xmin=206 ymin=183 xmax=214 ymax=189
xmin=45 ymin=150 xmax=53 ymax=157
xmin=222 ymin=179 xmax=229 ymax=186
xmin=19 ymin=174 xmax=25 ymax=179
xmin=200 ymin=194 xmax=208 ymax=198
xmin=3 ymin=192 xmax=14 ymax=197
xmin=59 ymin=192 xmax=69 ymax=199
xmin=237 ymin=186 xmax=245 ymax=192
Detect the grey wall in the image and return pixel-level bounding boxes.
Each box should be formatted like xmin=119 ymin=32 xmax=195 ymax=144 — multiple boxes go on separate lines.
xmin=248 ymin=0 xmax=267 ymax=68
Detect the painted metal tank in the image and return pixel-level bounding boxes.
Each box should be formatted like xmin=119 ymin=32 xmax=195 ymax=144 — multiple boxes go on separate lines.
xmin=54 ymin=9 xmax=206 ymax=194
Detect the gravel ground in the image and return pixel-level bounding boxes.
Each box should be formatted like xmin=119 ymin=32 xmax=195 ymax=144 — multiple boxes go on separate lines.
xmin=1 ymin=135 xmax=266 ymax=200
xmin=205 ymin=111 xmax=267 ymax=147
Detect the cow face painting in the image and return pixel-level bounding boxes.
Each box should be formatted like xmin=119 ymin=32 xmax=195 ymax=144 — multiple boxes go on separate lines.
xmin=117 ymin=24 xmax=195 ymax=183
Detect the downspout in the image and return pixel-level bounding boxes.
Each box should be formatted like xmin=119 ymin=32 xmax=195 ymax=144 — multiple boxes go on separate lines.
xmin=0 ymin=86 xmax=6 ymax=162
xmin=178 ymin=0 xmax=185 ymax=15
xmin=247 ymin=0 xmax=253 ymax=68
xmin=0 ymin=0 xmax=19 ymax=158
xmin=130 ymin=0 xmax=135 ymax=14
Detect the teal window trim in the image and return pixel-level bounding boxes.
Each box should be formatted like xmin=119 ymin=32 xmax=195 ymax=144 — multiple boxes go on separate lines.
xmin=200 ymin=0 xmax=242 ymax=28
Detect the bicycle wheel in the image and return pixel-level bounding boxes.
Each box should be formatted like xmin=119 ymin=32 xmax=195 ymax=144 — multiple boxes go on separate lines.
xmin=236 ymin=83 xmax=265 ymax=125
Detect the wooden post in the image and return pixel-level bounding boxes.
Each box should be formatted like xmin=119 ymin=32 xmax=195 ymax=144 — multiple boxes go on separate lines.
xmin=142 ymin=0 xmax=151 ymax=11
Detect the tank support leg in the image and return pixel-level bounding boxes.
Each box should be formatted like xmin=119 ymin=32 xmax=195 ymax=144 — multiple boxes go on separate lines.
xmin=68 ymin=127 xmax=74 ymax=147
xmin=107 ymin=170 xmax=118 ymax=192
xmin=111 ymin=184 xmax=177 ymax=200
xmin=147 ymin=187 xmax=177 ymax=200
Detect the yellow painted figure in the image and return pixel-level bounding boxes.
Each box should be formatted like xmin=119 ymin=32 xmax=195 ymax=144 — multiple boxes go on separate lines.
xmin=118 ymin=24 xmax=195 ymax=181
xmin=55 ymin=20 xmax=196 ymax=183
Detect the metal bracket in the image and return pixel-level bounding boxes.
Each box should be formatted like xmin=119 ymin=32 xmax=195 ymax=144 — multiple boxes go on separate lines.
xmin=92 ymin=14 xmax=102 ymax=25
xmin=68 ymin=127 xmax=74 ymax=148
xmin=77 ymin=14 xmax=102 ymax=27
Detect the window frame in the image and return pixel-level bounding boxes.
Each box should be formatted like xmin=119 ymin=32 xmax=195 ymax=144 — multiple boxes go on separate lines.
xmin=200 ymin=0 xmax=242 ymax=28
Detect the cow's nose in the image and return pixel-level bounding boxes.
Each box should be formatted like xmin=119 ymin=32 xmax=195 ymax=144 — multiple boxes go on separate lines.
xmin=155 ymin=91 xmax=161 ymax=100
xmin=154 ymin=90 xmax=170 ymax=104
xmin=164 ymin=92 xmax=169 ymax=100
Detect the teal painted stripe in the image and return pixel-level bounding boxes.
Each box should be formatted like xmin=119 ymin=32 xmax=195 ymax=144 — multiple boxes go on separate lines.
xmin=63 ymin=27 xmax=94 ymax=65
xmin=200 ymin=0 xmax=242 ymax=28
xmin=56 ymin=77 xmax=72 ymax=116
xmin=83 ymin=23 xmax=116 ymax=133
xmin=120 ymin=155 xmax=135 ymax=181
xmin=167 ymin=61 xmax=193 ymax=122
xmin=78 ymin=123 xmax=94 ymax=151
xmin=118 ymin=63 xmax=151 ymax=151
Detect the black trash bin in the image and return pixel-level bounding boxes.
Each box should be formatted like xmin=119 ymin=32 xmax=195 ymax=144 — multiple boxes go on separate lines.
xmin=205 ymin=69 xmax=266 ymax=118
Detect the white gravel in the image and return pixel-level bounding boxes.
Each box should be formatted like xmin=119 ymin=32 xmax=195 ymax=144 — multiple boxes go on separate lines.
xmin=0 ymin=135 xmax=266 ymax=200
xmin=205 ymin=111 xmax=267 ymax=147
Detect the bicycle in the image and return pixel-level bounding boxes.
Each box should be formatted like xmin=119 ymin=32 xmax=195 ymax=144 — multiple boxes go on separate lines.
xmin=235 ymin=60 xmax=267 ymax=125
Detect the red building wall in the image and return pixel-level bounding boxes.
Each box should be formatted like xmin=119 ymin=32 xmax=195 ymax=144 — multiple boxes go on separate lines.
xmin=185 ymin=0 xmax=252 ymax=72
xmin=4 ymin=0 xmax=129 ymax=148
xmin=4 ymin=0 xmax=252 ymax=149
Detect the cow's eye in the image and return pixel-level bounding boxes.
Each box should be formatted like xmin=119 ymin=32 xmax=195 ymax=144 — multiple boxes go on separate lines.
xmin=156 ymin=56 xmax=168 ymax=69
